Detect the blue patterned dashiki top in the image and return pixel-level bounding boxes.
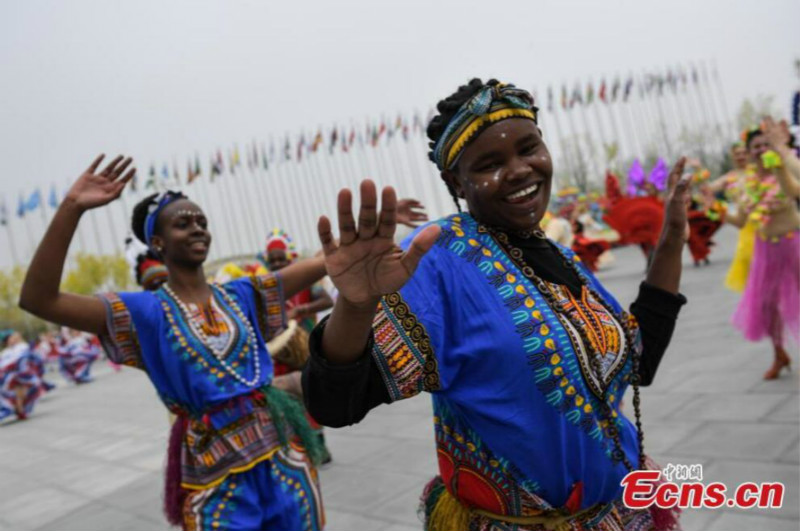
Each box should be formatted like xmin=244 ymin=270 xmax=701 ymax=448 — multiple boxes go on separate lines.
xmin=371 ymin=213 xmax=643 ymax=516
xmin=98 ymin=275 xmax=294 ymax=489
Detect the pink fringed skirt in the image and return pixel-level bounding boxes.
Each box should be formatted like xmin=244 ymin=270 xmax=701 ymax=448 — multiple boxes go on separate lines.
xmin=732 ymin=231 xmax=800 ymax=347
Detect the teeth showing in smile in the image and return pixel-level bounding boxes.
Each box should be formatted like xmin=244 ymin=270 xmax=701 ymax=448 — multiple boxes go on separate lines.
xmin=507 ymin=183 xmax=539 ymax=200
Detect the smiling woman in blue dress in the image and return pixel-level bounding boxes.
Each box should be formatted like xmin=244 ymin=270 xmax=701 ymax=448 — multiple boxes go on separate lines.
xmin=303 ymin=79 xmax=690 ymax=531
xmin=20 ymin=155 xmax=328 ymax=531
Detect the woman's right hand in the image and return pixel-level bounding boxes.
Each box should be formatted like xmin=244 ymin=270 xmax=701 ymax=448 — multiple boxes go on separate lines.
xmin=317 ymin=180 xmax=440 ymax=309
xmin=65 ymin=154 xmax=136 ymax=211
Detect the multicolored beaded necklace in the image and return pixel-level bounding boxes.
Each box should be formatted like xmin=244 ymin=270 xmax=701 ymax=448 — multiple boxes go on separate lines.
xmin=162 ymin=283 xmax=262 ymax=387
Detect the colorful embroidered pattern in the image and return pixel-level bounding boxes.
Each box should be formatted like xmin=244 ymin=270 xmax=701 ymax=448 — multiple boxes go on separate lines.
xmin=372 ymin=292 xmax=440 ymax=400
xmin=182 ymin=445 xmax=324 ymax=531
xmin=544 ymin=283 xmax=628 ymax=398
xmin=98 ymin=292 xmax=143 ymax=369
xmin=435 ymin=215 xmax=634 ymax=457
xmin=251 ymin=274 xmax=287 ymax=341
xmin=269 ymin=444 xmax=325 ymax=531
xmin=434 ymin=399 xmax=551 ymax=517
xmin=182 ymin=407 xmax=284 ymax=489
xmin=159 ymin=286 xmax=255 ymax=393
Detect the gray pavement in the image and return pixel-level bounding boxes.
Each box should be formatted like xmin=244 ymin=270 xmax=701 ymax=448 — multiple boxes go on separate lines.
xmin=0 ymin=225 xmax=797 ymax=531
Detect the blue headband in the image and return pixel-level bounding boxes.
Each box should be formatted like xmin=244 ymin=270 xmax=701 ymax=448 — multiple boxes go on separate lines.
xmin=144 ymin=192 xmax=184 ymax=247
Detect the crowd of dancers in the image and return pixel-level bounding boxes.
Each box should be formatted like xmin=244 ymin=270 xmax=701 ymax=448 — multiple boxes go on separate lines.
xmin=0 ymin=327 xmax=101 ymax=422
xmin=7 ymin=77 xmax=799 ymax=531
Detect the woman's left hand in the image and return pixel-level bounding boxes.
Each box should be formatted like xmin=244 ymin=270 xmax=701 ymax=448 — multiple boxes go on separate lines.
xmin=662 ymin=157 xmax=691 ymax=242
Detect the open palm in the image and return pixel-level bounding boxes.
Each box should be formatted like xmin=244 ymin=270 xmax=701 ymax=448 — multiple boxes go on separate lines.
xmin=66 ymin=154 xmax=136 ymax=211
xmin=317 ymin=181 xmax=440 ymax=307
xmin=663 ymin=157 xmax=691 ymax=239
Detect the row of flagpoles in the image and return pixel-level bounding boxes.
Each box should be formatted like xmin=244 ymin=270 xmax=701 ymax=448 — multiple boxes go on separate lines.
xmin=3 ymin=61 xmax=739 ymax=268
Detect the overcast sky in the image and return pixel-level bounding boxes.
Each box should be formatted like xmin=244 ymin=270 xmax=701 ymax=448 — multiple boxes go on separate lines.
xmin=1 ymin=0 xmax=798 ymax=199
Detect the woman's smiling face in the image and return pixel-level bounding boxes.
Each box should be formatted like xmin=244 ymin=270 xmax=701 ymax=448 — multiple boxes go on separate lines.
xmin=444 ymin=118 xmax=553 ymax=232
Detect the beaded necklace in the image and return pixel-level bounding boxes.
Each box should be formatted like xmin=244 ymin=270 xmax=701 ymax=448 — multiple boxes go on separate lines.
xmin=486 ymin=226 xmax=644 ymax=472
xmin=162 ymin=283 xmax=262 ymax=387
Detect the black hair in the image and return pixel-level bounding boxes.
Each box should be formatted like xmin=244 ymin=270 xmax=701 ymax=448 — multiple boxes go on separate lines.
xmin=745 ymin=129 xmax=765 ymax=149
xmin=427 ymin=78 xmax=503 ymax=212
xmin=131 ymin=193 xmax=159 ymax=244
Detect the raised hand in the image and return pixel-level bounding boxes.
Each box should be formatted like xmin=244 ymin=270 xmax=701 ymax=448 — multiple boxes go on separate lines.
xmin=762 ymin=117 xmax=791 ymax=150
xmin=396 ymin=198 xmax=429 ymax=228
xmin=663 ymin=157 xmax=691 ymax=240
xmin=317 ymin=180 xmax=440 ymax=308
xmin=65 ymin=154 xmax=136 ymax=211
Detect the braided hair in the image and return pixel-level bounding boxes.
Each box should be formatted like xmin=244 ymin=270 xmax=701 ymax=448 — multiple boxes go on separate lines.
xmin=426 ymin=78 xmax=503 ymax=212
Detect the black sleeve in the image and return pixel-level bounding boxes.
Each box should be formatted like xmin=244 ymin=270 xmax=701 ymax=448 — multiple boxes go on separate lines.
xmin=301 ymin=316 xmax=391 ymax=428
xmin=629 ymin=282 xmax=687 ymax=386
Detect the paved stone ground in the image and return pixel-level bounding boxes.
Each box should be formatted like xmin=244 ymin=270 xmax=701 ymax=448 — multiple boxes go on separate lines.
xmin=0 ymin=225 xmax=797 ymax=531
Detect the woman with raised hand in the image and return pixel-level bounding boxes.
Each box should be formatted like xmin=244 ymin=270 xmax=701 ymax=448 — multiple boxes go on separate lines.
xmin=304 ymin=79 xmax=690 ymax=531
xmin=20 ymin=154 xmax=328 ymax=530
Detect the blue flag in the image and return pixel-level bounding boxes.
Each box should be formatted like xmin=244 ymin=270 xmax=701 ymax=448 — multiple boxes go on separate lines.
xmin=49 ymin=185 xmax=59 ymax=209
xmin=25 ymin=189 xmax=42 ymax=212
xmin=17 ymin=194 xmax=25 ymax=218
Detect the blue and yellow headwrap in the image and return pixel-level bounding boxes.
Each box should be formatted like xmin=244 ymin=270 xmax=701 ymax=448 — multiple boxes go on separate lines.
xmin=432 ymin=82 xmax=538 ymax=171
xmin=144 ymin=191 xmax=185 ymax=247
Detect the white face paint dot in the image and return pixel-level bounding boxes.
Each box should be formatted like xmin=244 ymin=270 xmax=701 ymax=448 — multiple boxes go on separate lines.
xmin=500 ymin=133 xmax=507 ymax=139
xmin=492 ymin=170 xmax=501 ymax=183
xmin=540 ymin=155 xmax=549 ymax=162
xmin=483 ymin=182 xmax=489 ymax=187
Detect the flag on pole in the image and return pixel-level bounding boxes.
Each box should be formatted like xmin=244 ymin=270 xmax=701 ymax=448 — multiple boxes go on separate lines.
xmin=666 ymin=69 xmax=677 ymax=93
xmin=49 ymin=185 xmax=59 ymax=208
xmin=187 ymin=160 xmax=196 ymax=184
xmin=623 ymin=77 xmax=634 ymax=102
xmin=195 ymin=155 xmax=202 ymax=177
xmin=691 ymin=66 xmax=699 ymax=85
xmin=229 ymin=149 xmax=237 ymax=175
xmin=17 ymin=194 xmax=25 ymax=218
xmin=386 ymin=117 xmax=395 ymax=142
xmin=329 ymin=127 xmax=338 ymax=154
xmin=570 ymin=83 xmax=583 ymax=108
xmin=233 ymin=146 xmax=241 ymax=169
xmin=161 ymin=163 xmax=169 ymax=182
xmin=261 ymin=144 xmax=269 ymax=170
xmin=146 ymin=164 xmax=157 ymax=189
xmin=311 ymin=130 xmax=323 ymax=153
xmin=585 ymin=82 xmax=595 ymax=105
xmin=547 ymin=86 xmax=554 ymax=112
xmin=560 ymin=85 xmax=569 ymax=109
xmin=611 ymin=77 xmax=621 ymax=102
xmin=211 ymin=152 xmax=223 ymax=181
xmin=598 ymin=80 xmax=607 ymax=104
xmin=0 ymin=198 xmax=7 ymax=226
xmin=24 ymin=189 xmax=41 ymax=213
xmin=297 ymin=134 xmax=306 ymax=161
xmin=173 ymin=163 xmax=180 ymax=185
xmin=413 ymin=112 xmax=423 ymax=133
xmin=283 ymin=136 xmax=291 ymax=162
